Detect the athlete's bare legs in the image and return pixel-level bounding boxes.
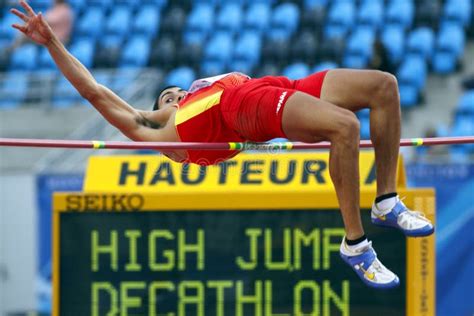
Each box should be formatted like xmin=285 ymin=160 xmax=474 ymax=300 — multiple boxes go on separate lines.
xmin=282 ymin=89 xmax=404 ymax=289
xmin=319 ymin=69 xmax=400 ymax=196
xmin=282 ymin=92 xmax=364 ymax=240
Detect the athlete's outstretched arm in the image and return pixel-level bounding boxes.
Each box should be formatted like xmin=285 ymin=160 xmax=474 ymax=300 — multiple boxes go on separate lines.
xmin=10 ymin=1 xmax=161 ymax=141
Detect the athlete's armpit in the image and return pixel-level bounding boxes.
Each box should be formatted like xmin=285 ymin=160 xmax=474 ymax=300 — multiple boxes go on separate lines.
xmin=135 ymin=114 xmax=162 ymax=129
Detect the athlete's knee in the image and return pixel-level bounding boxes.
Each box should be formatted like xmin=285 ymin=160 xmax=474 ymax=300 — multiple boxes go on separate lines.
xmin=374 ymin=71 xmax=399 ymax=103
xmin=331 ymin=111 xmax=360 ymax=143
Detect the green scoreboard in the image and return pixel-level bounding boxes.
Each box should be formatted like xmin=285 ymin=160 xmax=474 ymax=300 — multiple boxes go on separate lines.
xmin=53 ymin=153 xmax=435 ymax=315
xmin=54 ymin=191 xmax=434 ymax=316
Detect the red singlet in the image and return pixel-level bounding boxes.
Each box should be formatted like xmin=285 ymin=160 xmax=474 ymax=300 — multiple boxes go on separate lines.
xmin=175 ymin=71 xmax=330 ymax=165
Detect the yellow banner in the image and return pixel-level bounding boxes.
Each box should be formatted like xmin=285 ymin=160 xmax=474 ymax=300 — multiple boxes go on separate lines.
xmin=84 ymin=152 xmax=406 ymax=193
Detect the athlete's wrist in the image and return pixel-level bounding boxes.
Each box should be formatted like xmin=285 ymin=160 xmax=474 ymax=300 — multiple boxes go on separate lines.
xmin=45 ymin=35 xmax=60 ymax=49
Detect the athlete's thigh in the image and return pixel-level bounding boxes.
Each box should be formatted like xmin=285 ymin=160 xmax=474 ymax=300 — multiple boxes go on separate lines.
xmin=281 ymin=91 xmax=357 ymax=143
xmin=319 ymin=69 xmax=389 ymax=111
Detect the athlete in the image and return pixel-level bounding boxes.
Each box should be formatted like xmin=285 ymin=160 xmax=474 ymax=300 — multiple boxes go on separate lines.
xmin=11 ymin=1 xmax=434 ymax=289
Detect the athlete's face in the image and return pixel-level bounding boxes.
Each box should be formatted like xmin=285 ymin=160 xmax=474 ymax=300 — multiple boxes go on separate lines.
xmin=157 ymin=87 xmax=187 ymax=110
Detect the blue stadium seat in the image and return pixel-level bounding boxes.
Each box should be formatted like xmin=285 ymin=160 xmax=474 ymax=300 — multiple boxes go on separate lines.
xmin=325 ymin=1 xmax=355 ymax=39
xmin=165 ymin=67 xmax=196 ymax=89
xmin=120 ymin=36 xmax=151 ymax=68
xmin=0 ymin=71 xmax=29 ymax=109
xmin=443 ymin=0 xmax=472 ymax=29
xmin=406 ymin=27 xmax=435 ymax=60
xmin=101 ymin=34 xmax=125 ymax=51
xmin=386 ymin=0 xmax=414 ymax=30
xmin=304 ymin=0 xmax=328 ymax=10
xmin=38 ymin=47 xmax=56 ymax=70
xmin=133 ymin=5 xmax=160 ymax=37
xmin=457 ymin=90 xmax=474 ymax=115
xmin=105 ymin=6 xmax=132 ymax=37
xmin=268 ymin=3 xmax=300 ymax=41
xmin=398 ymin=55 xmax=427 ymax=90
xmin=142 ymin=0 xmax=167 ymax=8
xmin=192 ymin=0 xmax=219 ymax=5
xmin=381 ymin=26 xmax=405 ymax=66
xmin=216 ymin=3 xmax=243 ymax=34
xmin=244 ymin=3 xmax=271 ymax=33
xmin=76 ymin=7 xmax=105 ymax=39
xmin=114 ymin=0 xmax=140 ymax=9
xmin=87 ymin=0 xmax=113 ymax=9
xmin=69 ymin=39 xmax=95 ymax=68
xmin=282 ymin=63 xmax=310 ymax=80
xmin=184 ymin=4 xmax=214 ymax=44
xmin=232 ymin=32 xmax=261 ymax=67
xmin=9 ymin=44 xmax=38 ymax=71
xmin=29 ymin=0 xmax=53 ymax=7
xmin=0 ymin=10 xmax=18 ymax=41
xmin=67 ymin=0 xmax=86 ymax=11
xmin=432 ymin=24 xmax=465 ymax=74
xmin=203 ymin=32 xmax=233 ymax=64
xmin=397 ymin=55 xmax=427 ymax=108
xmin=358 ymin=0 xmax=383 ymax=30
xmin=343 ymin=27 xmax=375 ymax=69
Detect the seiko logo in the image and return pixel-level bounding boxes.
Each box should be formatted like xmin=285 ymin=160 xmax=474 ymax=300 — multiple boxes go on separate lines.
xmin=65 ymin=194 xmax=145 ymax=211
xmin=276 ymin=91 xmax=288 ymax=114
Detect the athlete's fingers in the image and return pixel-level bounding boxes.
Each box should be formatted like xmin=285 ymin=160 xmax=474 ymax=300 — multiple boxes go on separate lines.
xmin=20 ymin=0 xmax=36 ymax=17
xmin=38 ymin=12 xmax=47 ymax=25
xmin=11 ymin=8 xmax=29 ymax=22
xmin=12 ymin=23 xmax=27 ymax=33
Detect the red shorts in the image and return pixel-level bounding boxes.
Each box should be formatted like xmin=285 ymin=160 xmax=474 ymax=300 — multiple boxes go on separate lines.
xmin=220 ymin=70 xmax=330 ymax=141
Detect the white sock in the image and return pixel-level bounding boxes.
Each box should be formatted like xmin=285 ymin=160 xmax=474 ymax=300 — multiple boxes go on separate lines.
xmin=341 ymin=238 xmax=370 ymax=255
xmin=374 ymin=196 xmax=398 ymax=214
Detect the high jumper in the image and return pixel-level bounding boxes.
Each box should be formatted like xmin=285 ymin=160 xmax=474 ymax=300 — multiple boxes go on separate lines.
xmin=10 ymin=0 xmax=434 ymax=289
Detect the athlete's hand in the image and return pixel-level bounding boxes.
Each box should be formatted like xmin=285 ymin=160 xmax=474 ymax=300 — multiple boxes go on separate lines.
xmin=10 ymin=0 xmax=55 ymax=46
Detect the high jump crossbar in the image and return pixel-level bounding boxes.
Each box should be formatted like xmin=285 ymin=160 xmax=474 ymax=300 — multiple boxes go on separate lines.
xmin=0 ymin=136 xmax=473 ymax=151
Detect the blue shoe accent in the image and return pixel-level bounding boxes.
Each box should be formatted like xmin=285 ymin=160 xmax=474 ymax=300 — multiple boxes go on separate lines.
xmin=371 ymin=199 xmax=434 ymax=237
xmin=340 ymin=244 xmax=400 ymax=289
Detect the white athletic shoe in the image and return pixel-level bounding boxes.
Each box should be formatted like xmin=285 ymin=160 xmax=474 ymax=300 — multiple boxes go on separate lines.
xmin=371 ymin=196 xmax=434 ymax=237
xmin=340 ymin=238 xmax=400 ymax=289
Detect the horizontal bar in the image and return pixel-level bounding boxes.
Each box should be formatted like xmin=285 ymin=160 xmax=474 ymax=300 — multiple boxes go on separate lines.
xmin=0 ymin=136 xmax=473 ymax=151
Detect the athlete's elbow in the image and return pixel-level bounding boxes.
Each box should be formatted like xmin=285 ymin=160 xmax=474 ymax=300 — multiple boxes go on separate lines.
xmin=79 ymin=83 xmax=101 ymax=101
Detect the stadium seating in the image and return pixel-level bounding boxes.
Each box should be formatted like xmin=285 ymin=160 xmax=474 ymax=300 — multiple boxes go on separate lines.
xmin=0 ymin=0 xmax=472 ymax=119
xmin=381 ymin=26 xmax=405 ymax=66
xmin=282 ymin=62 xmax=310 ymax=80
xmin=165 ymin=66 xmax=196 ymax=89
xmin=244 ymin=3 xmax=271 ymax=33
xmin=120 ymin=36 xmax=151 ymax=68
xmin=216 ymin=3 xmax=243 ymax=34
xmin=406 ymin=27 xmax=435 ymax=60
xmin=9 ymin=44 xmax=38 ymax=71
xmin=268 ymin=3 xmax=300 ymax=41
xmin=0 ymin=71 xmax=28 ymax=109
xmin=325 ymin=1 xmax=355 ymax=40
xmin=433 ymin=24 xmax=466 ymax=74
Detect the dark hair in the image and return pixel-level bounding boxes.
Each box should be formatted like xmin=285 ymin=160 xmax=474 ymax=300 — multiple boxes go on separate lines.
xmin=153 ymin=85 xmax=179 ymax=110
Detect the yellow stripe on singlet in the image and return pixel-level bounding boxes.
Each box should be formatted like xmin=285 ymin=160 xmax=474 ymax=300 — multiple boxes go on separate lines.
xmin=175 ymin=90 xmax=224 ymax=125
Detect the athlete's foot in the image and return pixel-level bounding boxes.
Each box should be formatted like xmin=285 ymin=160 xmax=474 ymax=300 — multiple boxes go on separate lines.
xmin=340 ymin=238 xmax=400 ymax=289
xmin=371 ymin=196 xmax=434 ymax=237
